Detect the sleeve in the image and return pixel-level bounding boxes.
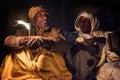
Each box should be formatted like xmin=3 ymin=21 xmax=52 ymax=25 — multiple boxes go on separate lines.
xmin=4 ymin=36 xmax=23 ymax=48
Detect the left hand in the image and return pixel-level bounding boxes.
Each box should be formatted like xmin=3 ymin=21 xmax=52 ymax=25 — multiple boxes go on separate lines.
xmin=47 ymin=28 xmax=66 ymax=42
xmin=27 ymin=36 xmax=51 ymax=49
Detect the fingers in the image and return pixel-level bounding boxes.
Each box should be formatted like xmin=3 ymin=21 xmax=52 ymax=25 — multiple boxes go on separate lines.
xmin=48 ymin=36 xmax=65 ymax=42
xmin=59 ymin=34 xmax=66 ymax=40
xmin=19 ymin=35 xmax=65 ymax=49
xmin=26 ymin=36 xmax=52 ymax=49
xmin=28 ymin=39 xmax=40 ymax=50
xmin=28 ymin=38 xmax=38 ymax=47
xmin=19 ymin=37 xmax=29 ymax=46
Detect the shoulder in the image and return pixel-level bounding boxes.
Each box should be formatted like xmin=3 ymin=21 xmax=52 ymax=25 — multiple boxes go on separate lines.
xmin=92 ymin=30 xmax=106 ymax=37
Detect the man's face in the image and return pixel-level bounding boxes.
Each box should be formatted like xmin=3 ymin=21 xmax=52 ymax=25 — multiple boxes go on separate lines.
xmin=77 ymin=16 xmax=91 ymax=33
xmin=34 ymin=12 xmax=48 ymax=28
xmin=33 ymin=11 xmax=49 ymax=35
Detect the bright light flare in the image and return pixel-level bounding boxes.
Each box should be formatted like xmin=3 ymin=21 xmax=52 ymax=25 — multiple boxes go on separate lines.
xmin=17 ymin=20 xmax=31 ymax=30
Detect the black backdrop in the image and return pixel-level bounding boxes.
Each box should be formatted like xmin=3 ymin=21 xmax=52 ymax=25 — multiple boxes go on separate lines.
xmin=0 ymin=0 xmax=120 ymax=65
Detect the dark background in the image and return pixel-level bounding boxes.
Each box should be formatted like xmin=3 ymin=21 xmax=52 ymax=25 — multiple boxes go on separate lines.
xmin=0 ymin=0 xmax=120 ymax=37
xmin=0 ymin=0 xmax=120 ymax=65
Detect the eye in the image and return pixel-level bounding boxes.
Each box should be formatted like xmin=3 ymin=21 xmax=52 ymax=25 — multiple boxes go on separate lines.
xmin=85 ymin=19 xmax=90 ymax=23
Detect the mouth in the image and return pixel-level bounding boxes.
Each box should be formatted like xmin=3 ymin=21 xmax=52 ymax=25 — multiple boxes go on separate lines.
xmin=42 ymin=20 xmax=47 ymax=24
xmin=38 ymin=21 xmax=47 ymax=27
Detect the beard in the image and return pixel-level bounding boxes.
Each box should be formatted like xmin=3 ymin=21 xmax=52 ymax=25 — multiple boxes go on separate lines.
xmin=36 ymin=25 xmax=49 ymax=35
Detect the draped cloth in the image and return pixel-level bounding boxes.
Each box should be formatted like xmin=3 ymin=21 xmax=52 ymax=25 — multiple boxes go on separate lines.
xmin=96 ymin=61 xmax=120 ymax=80
xmin=0 ymin=47 xmax=72 ymax=80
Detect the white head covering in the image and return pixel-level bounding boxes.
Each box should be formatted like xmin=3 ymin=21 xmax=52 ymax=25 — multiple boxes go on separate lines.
xmin=75 ymin=11 xmax=100 ymax=34
xmin=75 ymin=11 xmax=100 ymax=42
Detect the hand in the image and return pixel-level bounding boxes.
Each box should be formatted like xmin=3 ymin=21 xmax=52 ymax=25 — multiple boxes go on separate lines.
xmin=47 ymin=28 xmax=65 ymax=42
xmin=27 ymin=36 xmax=52 ymax=50
xmin=81 ymin=38 xmax=96 ymax=47
xmin=19 ymin=37 xmax=29 ymax=46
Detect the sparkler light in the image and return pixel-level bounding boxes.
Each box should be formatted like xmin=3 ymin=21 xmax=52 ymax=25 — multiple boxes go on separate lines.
xmin=17 ymin=20 xmax=31 ymax=36
xmin=17 ymin=20 xmax=31 ymax=30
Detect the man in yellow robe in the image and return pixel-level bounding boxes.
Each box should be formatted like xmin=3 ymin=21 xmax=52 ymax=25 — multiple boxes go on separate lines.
xmin=0 ymin=6 xmax=72 ymax=80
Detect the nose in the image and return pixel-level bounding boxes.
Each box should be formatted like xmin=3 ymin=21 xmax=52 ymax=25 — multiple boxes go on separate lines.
xmin=42 ymin=15 xmax=47 ymax=21
xmin=44 ymin=16 xmax=47 ymax=20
